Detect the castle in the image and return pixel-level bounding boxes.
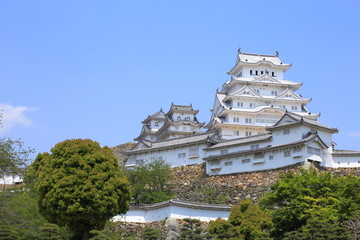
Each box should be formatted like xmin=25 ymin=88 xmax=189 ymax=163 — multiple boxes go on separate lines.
xmin=124 ymin=50 xmax=360 ymax=175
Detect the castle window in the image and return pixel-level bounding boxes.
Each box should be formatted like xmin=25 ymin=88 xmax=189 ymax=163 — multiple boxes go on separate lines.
xmin=189 ymin=146 xmax=199 ymax=157
xmin=245 ymin=118 xmax=252 ymax=124
xmin=284 ymin=129 xmax=290 ymax=135
xmin=250 ymin=70 xmax=253 ymax=75
xmin=177 ymin=116 xmax=181 ymax=120
xmin=233 ymin=117 xmax=240 ymax=122
xmin=307 ymin=146 xmax=322 ymax=156
xmin=272 ymin=72 xmax=275 ymax=77
xmin=178 ymin=153 xmax=186 ymax=158
xmin=271 ymin=91 xmax=277 ymax=95
xmin=185 ymin=117 xmax=190 ymax=120
xmin=255 ymin=70 xmax=258 ymax=75
xmin=237 ymin=102 xmax=243 ymax=107
xmin=220 ymin=149 xmax=228 ymax=155
xmin=210 ymin=160 xmax=220 ymax=166
xmin=225 ymin=161 xmax=233 ymax=166
xmin=234 ymin=131 xmax=240 ymax=136
xmin=155 ymin=122 xmax=159 ymax=126
xmin=242 ymin=159 xmax=250 ymax=164
xmin=250 ymin=144 xmax=259 ymax=150
xmin=249 ymin=103 xmax=253 ymax=107
xmin=284 ymin=150 xmax=291 ymax=157
xmin=261 ymin=71 xmax=264 ymax=75
xmin=246 ymin=131 xmax=252 ymax=137
xmin=269 ymin=155 xmax=274 ymax=160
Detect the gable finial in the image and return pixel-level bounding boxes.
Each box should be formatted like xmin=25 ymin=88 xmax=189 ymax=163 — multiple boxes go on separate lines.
xmin=238 ymin=47 xmax=242 ymax=53
xmin=275 ymin=50 xmax=279 ymax=57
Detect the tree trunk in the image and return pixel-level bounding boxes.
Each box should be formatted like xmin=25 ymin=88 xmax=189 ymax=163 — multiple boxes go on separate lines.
xmin=82 ymin=231 xmax=89 ymax=240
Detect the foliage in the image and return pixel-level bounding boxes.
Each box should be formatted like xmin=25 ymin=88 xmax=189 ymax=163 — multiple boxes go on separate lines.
xmin=260 ymin=168 xmax=360 ymax=239
xmin=0 ymin=186 xmax=70 ymax=240
xmin=209 ymin=199 xmax=273 ymax=240
xmin=283 ymin=216 xmax=348 ymax=240
xmin=0 ymin=138 xmax=34 ymax=183
xmin=125 ymin=158 xmax=173 ymax=204
xmin=141 ymin=228 xmax=165 ymax=240
xmin=30 ymin=139 xmax=131 ymax=240
xmin=36 ymin=223 xmax=62 ymax=240
xmin=179 ymin=218 xmax=207 ymax=240
xmin=198 ymin=187 xmax=228 ymax=204
xmin=342 ymin=213 xmax=360 ymax=240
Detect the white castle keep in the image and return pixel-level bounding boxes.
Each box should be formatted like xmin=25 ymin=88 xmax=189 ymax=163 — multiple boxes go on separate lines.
xmin=125 ymin=50 xmax=360 ymax=175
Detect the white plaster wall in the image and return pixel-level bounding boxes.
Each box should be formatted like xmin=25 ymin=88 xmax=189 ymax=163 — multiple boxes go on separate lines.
xmin=332 ymin=155 xmax=360 ymax=168
xmin=113 ymin=205 xmax=230 ymax=223
xmin=206 ymin=148 xmax=306 ymax=175
xmin=1 ymin=174 xmax=23 ymax=185
xmin=172 ymin=113 xmax=195 ymax=121
xmin=241 ymin=66 xmax=283 ymax=80
xmin=126 ymin=143 xmax=207 ymax=168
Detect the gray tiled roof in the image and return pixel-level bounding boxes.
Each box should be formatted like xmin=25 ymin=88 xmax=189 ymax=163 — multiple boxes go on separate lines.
xmin=332 ymin=150 xmax=360 ymax=156
xmin=142 ymin=109 xmax=166 ymax=123
xmin=204 ymin=132 xmax=324 ymax=161
xmin=125 ymin=131 xmax=219 ymax=154
xmin=205 ymin=133 xmax=272 ymax=150
xmin=268 ymin=112 xmax=338 ymax=133
xmin=130 ymin=199 xmax=231 ymax=211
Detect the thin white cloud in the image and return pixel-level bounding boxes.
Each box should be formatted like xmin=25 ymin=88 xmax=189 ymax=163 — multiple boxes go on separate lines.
xmin=0 ymin=103 xmax=36 ymax=134
xmin=349 ymin=132 xmax=360 ymax=137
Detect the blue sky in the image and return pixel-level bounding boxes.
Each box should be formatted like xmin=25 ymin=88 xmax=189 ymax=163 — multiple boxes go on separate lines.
xmin=1 ymin=1 xmax=360 ymax=159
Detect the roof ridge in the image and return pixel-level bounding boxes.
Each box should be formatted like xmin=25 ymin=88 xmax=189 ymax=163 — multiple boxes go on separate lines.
xmin=152 ymin=130 xmax=216 ymax=144
xmin=239 ymin=52 xmax=277 ymax=58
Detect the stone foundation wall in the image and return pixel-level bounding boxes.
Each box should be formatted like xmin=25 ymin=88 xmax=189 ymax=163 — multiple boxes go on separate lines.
xmin=170 ymin=163 xmax=360 ymax=205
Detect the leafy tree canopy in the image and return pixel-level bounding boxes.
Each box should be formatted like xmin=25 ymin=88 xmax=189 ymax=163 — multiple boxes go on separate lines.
xmin=209 ymin=199 xmax=273 ymax=240
xmin=125 ymin=158 xmax=173 ymax=204
xmin=29 ymin=139 xmax=131 ymax=240
xmin=260 ymin=168 xmax=360 ymax=239
xmin=0 ymin=138 xmax=34 ymax=178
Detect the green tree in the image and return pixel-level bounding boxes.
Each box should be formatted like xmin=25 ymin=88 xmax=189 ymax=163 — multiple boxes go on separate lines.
xmin=125 ymin=158 xmax=173 ymax=204
xmin=0 ymin=186 xmax=47 ymax=239
xmin=0 ymin=138 xmax=34 ymax=189
xmin=30 ymin=139 xmax=131 ymax=240
xmin=260 ymin=168 xmax=360 ymax=239
xmin=284 ymin=216 xmax=348 ymax=240
xmin=209 ymin=199 xmax=273 ymax=240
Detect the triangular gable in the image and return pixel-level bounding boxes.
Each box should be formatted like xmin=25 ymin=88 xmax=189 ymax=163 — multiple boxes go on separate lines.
xmin=132 ymin=140 xmax=152 ymax=150
xmin=276 ymin=88 xmax=302 ymax=100
xmin=232 ymin=85 xmax=261 ymax=97
xmin=253 ymin=73 xmax=280 ymax=84
xmin=272 ymin=112 xmax=300 ymax=126
xmin=142 ymin=109 xmax=166 ymax=123
xmin=309 ymin=137 xmax=329 ymax=149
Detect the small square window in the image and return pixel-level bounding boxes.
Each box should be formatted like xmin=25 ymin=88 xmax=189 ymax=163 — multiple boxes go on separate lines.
xmin=225 ymin=161 xmax=232 ymax=166
xmin=284 ymin=151 xmax=291 ymax=157
xmin=241 ymin=159 xmax=250 ymax=164
xmin=220 ymin=149 xmax=228 ymax=155
xmin=269 ymin=155 xmax=274 ymax=160
xmin=284 ymin=129 xmax=290 ymax=135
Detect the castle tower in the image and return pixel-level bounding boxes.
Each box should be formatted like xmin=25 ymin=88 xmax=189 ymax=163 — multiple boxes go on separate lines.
xmin=135 ymin=103 xmax=205 ymax=142
xmin=205 ymin=50 xmax=318 ymax=139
